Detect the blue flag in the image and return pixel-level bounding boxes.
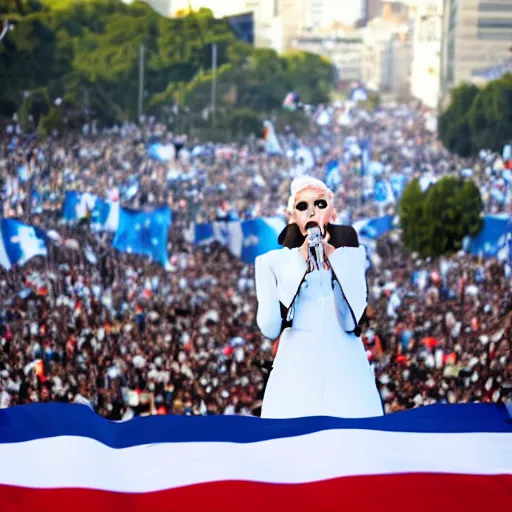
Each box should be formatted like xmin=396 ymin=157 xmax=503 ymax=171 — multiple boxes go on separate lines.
xmin=390 ymin=174 xmax=407 ymax=200
xmin=193 ymin=217 xmax=286 ymax=263
xmin=466 ymin=215 xmax=512 ymax=259
xmin=0 ymin=219 xmax=48 ymax=270
xmin=62 ymin=191 xmax=119 ymax=232
xmin=113 ymin=206 xmax=172 ymax=266
xmin=353 ymin=216 xmax=394 ymax=239
xmin=374 ymin=179 xmax=395 ymax=204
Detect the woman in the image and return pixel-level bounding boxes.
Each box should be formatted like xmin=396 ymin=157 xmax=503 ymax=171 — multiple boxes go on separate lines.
xmin=255 ymin=176 xmax=383 ymax=419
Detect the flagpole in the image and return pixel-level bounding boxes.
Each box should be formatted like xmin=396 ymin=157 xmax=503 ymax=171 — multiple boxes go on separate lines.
xmin=138 ymin=43 xmax=145 ymax=121
xmin=211 ymin=42 xmax=217 ymax=126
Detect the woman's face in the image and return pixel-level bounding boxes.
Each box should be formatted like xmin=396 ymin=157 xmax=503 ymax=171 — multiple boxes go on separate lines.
xmin=291 ymin=186 xmax=335 ymax=236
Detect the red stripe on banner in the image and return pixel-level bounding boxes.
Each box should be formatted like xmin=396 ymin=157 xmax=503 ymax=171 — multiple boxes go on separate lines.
xmin=1 ymin=474 xmax=511 ymax=512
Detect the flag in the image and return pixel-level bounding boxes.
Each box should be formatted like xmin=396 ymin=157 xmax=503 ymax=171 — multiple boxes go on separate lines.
xmin=193 ymin=217 xmax=286 ymax=263
xmin=263 ymin=121 xmax=282 ymax=155
xmin=0 ymin=403 xmax=510 ymax=512
xmin=148 ymin=142 xmax=176 ymax=162
xmin=0 ymin=219 xmax=48 ymax=270
xmin=374 ymin=179 xmax=395 ymax=205
xmin=389 ymin=173 xmax=407 ymax=200
xmin=353 ymin=215 xmax=394 ymax=239
xmin=467 ymin=215 xmax=512 ymax=259
xmin=62 ymin=192 xmax=119 ymax=232
xmin=112 ymin=206 xmax=172 ymax=266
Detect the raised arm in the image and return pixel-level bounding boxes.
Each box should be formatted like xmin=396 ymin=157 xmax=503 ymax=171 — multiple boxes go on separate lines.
xmin=255 ymin=253 xmax=283 ymax=340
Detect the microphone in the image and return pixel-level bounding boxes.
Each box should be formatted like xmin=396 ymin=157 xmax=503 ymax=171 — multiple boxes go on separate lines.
xmin=306 ymin=223 xmax=324 ymax=271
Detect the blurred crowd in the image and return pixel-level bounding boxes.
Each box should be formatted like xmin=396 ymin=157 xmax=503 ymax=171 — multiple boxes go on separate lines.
xmin=0 ymin=103 xmax=510 ymax=419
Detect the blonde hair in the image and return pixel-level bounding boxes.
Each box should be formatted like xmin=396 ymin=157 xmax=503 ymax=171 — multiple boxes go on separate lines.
xmin=286 ymin=176 xmax=334 ymax=213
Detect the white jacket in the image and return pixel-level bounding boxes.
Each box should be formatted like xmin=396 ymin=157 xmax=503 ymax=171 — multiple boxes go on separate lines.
xmin=255 ymin=246 xmax=368 ymax=340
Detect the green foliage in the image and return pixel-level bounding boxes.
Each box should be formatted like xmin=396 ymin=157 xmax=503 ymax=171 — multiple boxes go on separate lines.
xmin=468 ymin=74 xmax=512 ymax=152
xmin=439 ymin=75 xmax=512 ymax=157
xmin=398 ymin=176 xmax=483 ymax=258
xmin=438 ymin=83 xmax=480 ymax=157
xmin=0 ymin=0 xmax=335 ymax=134
xmin=398 ymin=178 xmax=428 ymax=255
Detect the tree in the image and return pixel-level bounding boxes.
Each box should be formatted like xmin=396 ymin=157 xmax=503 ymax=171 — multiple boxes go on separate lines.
xmin=398 ymin=178 xmax=428 ymax=255
xmin=399 ymin=176 xmax=483 ymax=258
xmin=439 ymin=75 xmax=512 ymax=157
xmin=468 ymin=73 xmax=512 ymax=152
xmin=438 ymin=83 xmax=480 ymax=157
xmin=0 ymin=0 xmax=336 ymax=132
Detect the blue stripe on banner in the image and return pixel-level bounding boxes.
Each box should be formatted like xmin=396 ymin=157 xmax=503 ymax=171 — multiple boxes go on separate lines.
xmin=0 ymin=403 xmax=510 ymax=447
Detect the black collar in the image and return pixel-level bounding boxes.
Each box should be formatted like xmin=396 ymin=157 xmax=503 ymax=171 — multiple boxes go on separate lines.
xmin=278 ymin=223 xmax=356 ymax=249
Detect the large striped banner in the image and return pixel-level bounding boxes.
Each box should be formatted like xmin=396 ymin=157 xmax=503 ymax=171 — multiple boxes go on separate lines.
xmin=0 ymin=403 xmax=511 ymax=512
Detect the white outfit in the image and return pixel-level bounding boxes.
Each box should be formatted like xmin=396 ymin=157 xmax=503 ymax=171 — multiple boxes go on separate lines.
xmin=255 ymin=246 xmax=383 ymax=419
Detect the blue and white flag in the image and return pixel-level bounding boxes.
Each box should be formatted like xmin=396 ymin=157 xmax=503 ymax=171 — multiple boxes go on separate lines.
xmin=62 ymin=191 xmax=119 ymax=232
xmin=353 ymin=215 xmax=394 ymax=240
xmin=62 ymin=191 xmax=96 ymax=222
xmin=466 ymin=215 xmax=512 ymax=259
xmin=389 ymin=174 xmax=407 ymax=200
xmin=193 ymin=217 xmax=286 ymax=263
xmin=0 ymin=219 xmax=48 ymax=270
xmin=112 ymin=206 xmax=172 ymax=266
xmin=374 ymin=180 xmax=395 ymax=205
xmin=148 ymin=143 xmax=176 ymax=162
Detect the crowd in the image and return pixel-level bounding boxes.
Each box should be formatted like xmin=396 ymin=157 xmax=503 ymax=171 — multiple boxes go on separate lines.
xmin=0 ymin=103 xmax=510 ymax=419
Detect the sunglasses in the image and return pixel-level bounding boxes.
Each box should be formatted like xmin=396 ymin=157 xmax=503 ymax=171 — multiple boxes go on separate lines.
xmin=295 ymin=199 xmax=328 ymax=211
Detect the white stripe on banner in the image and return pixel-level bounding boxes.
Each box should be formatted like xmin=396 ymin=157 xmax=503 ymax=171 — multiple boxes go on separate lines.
xmin=0 ymin=430 xmax=509 ymax=492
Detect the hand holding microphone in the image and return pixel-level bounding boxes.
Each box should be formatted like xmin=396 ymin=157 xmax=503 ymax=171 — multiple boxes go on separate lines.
xmin=307 ymin=224 xmax=324 ymax=271
xmin=300 ymin=223 xmax=335 ymax=271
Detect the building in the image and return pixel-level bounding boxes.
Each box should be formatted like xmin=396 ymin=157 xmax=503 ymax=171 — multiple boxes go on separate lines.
xmin=410 ymin=0 xmax=443 ymax=108
xmin=166 ymin=0 xmax=306 ymax=52
xmin=364 ymin=0 xmax=383 ymax=22
xmin=291 ymin=33 xmax=365 ymax=82
xmin=138 ymin=0 xmax=173 ymax=16
xmin=440 ymin=0 xmax=512 ymax=103
xmin=241 ymin=0 xmax=306 ymax=51
xmin=361 ymin=15 xmax=412 ymax=99
xmin=380 ymin=1 xmax=410 ymax=22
